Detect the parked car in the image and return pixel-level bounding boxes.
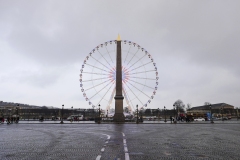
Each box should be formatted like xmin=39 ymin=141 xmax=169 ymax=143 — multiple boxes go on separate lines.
xmin=222 ymin=117 xmax=228 ymax=120
xmin=194 ymin=118 xmax=205 ymax=121
xmin=67 ymin=115 xmax=83 ymax=121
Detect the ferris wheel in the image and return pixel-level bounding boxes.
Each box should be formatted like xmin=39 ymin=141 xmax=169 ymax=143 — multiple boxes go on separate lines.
xmin=79 ymin=40 xmax=158 ymax=113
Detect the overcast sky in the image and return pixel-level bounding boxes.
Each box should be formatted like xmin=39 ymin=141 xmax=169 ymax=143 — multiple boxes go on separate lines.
xmin=0 ymin=0 xmax=239 ymax=110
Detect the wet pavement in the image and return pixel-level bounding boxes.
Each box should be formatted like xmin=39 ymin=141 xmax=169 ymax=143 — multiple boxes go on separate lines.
xmin=0 ymin=121 xmax=240 ymax=160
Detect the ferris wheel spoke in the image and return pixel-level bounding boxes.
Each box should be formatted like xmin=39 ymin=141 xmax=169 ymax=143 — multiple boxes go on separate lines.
xmin=85 ymin=79 xmax=111 ymax=92
xmin=127 ymin=49 xmax=140 ymax=65
xmin=128 ymin=61 xmax=152 ymax=72
xmin=91 ymin=55 xmax=111 ymax=71
xmin=128 ymin=70 xmax=156 ymax=75
xmin=97 ymin=50 xmax=113 ymax=68
xmin=82 ymin=77 xmax=110 ymax=82
xmin=127 ymin=54 xmax=146 ymax=70
xmin=104 ymin=46 xmax=114 ymax=63
xmin=105 ymin=87 xmax=116 ymax=111
xmin=97 ymin=82 xmax=115 ymax=106
xmin=82 ymin=72 xmax=109 ymax=75
xmin=127 ymin=81 xmax=151 ymax=99
xmin=131 ymin=76 xmax=156 ymax=80
xmin=123 ymin=86 xmax=135 ymax=111
xmin=124 ymin=44 xmax=132 ymax=63
xmin=89 ymin=81 xmax=113 ymax=100
xmin=124 ymin=83 xmax=144 ymax=106
xmin=85 ymin=63 xmax=109 ymax=73
xmin=128 ymin=79 xmax=154 ymax=89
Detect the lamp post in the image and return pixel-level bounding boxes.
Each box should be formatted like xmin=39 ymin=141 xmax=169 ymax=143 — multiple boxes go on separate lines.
xmin=237 ymin=107 xmax=239 ymax=120
xmin=60 ymin=104 xmax=64 ymax=124
xmin=164 ymin=106 xmax=167 ymax=123
xmin=71 ymin=106 xmax=73 ymax=122
xmin=92 ymin=106 xmax=95 ymax=121
xmin=140 ymin=108 xmax=143 ymax=122
xmin=209 ymin=104 xmax=214 ymax=123
xmin=107 ymin=110 xmax=108 ymax=122
xmin=16 ymin=104 xmax=19 ymax=123
xmin=98 ymin=104 xmax=101 ymax=124
xmin=173 ymin=104 xmax=176 ymax=123
xmin=136 ymin=105 xmax=139 ymax=124
xmin=55 ymin=110 xmax=57 ymax=120
xmin=8 ymin=109 xmax=12 ymax=124
xmin=221 ymin=107 xmax=223 ymax=121
xmin=28 ymin=110 xmax=30 ymax=121
xmin=83 ymin=109 xmax=86 ymax=121
xmin=158 ymin=108 xmax=160 ymax=122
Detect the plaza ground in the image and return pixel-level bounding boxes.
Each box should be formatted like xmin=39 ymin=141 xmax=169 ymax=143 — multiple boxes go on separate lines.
xmin=0 ymin=121 xmax=240 ymax=160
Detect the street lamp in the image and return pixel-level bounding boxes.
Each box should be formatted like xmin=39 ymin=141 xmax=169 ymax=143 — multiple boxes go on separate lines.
xmin=92 ymin=105 xmax=95 ymax=121
xmin=60 ymin=104 xmax=64 ymax=124
xmin=237 ymin=107 xmax=239 ymax=121
xmin=107 ymin=110 xmax=108 ymax=122
xmin=98 ymin=104 xmax=101 ymax=124
xmin=173 ymin=104 xmax=176 ymax=123
xmin=16 ymin=104 xmax=19 ymax=123
xmin=83 ymin=109 xmax=86 ymax=121
xmin=8 ymin=109 xmax=12 ymax=124
xmin=209 ymin=104 xmax=214 ymax=123
xmin=164 ymin=106 xmax=167 ymax=123
xmin=136 ymin=105 xmax=139 ymax=124
xmin=70 ymin=106 xmax=73 ymax=122
xmin=140 ymin=108 xmax=143 ymax=122
xmin=28 ymin=109 xmax=30 ymax=121
xmin=221 ymin=107 xmax=223 ymax=121
xmin=157 ymin=108 xmax=160 ymax=122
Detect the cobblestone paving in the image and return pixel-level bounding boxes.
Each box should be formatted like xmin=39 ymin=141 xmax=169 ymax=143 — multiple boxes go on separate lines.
xmin=0 ymin=122 xmax=240 ymax=160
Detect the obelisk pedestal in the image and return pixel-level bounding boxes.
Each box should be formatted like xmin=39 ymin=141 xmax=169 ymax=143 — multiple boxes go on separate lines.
xmin=113 ymin=35 xmax=125 ymax=122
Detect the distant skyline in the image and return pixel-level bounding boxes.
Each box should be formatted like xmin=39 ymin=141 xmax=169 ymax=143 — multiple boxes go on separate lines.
xmin=0 ymin=1 xmax=240 ymax=109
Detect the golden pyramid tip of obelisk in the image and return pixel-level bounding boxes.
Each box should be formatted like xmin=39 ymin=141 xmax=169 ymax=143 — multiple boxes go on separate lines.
xmin=117 ymin=34 xmax=121 ymax=41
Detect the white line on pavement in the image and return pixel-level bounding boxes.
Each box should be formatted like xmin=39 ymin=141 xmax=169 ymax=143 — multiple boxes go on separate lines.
xmin=96 ymin=155 xmax=101 ymax=160
xmin=121 ymin=132 xmax=130 ymax=160
xmin=125 ymin=153 xmax=130 ymax=160
xmin=101 ymin=148 xmax=105 ymax=152
xmin=95 ymin=133 xmax=111 ymax=160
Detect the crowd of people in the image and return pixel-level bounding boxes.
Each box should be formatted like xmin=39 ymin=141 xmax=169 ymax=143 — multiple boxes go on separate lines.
xmin=0 ymin=116 xmax=19 ymax=124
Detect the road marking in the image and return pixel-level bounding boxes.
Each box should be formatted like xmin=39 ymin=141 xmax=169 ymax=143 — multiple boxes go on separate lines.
xmin=95 ymin=134 xmax=111 ymax=160
xmin=96 ymin=155 xmax=101 ymax=160
xmin=125 ymin=153 xmax=130 ymax=160
xmin=122 ymin=132 xmax=130 ymax=160
xmin=124 ymin=145 xmax=128 ymax=152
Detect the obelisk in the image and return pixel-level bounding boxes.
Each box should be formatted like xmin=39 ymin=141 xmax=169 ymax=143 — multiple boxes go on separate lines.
xmin=113 ymin=34 xmax=125 ymax=122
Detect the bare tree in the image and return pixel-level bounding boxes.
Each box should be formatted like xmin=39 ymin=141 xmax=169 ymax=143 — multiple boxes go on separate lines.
xmin=204 ymin=102 xmax=211 ymax=106
xmin=186 ymin=103 xmax=191 ymax=111
xmin=173 ymin=99 xmax=185 ymax=110
xmin=124 ymin=107 xmax=129 ymax=113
